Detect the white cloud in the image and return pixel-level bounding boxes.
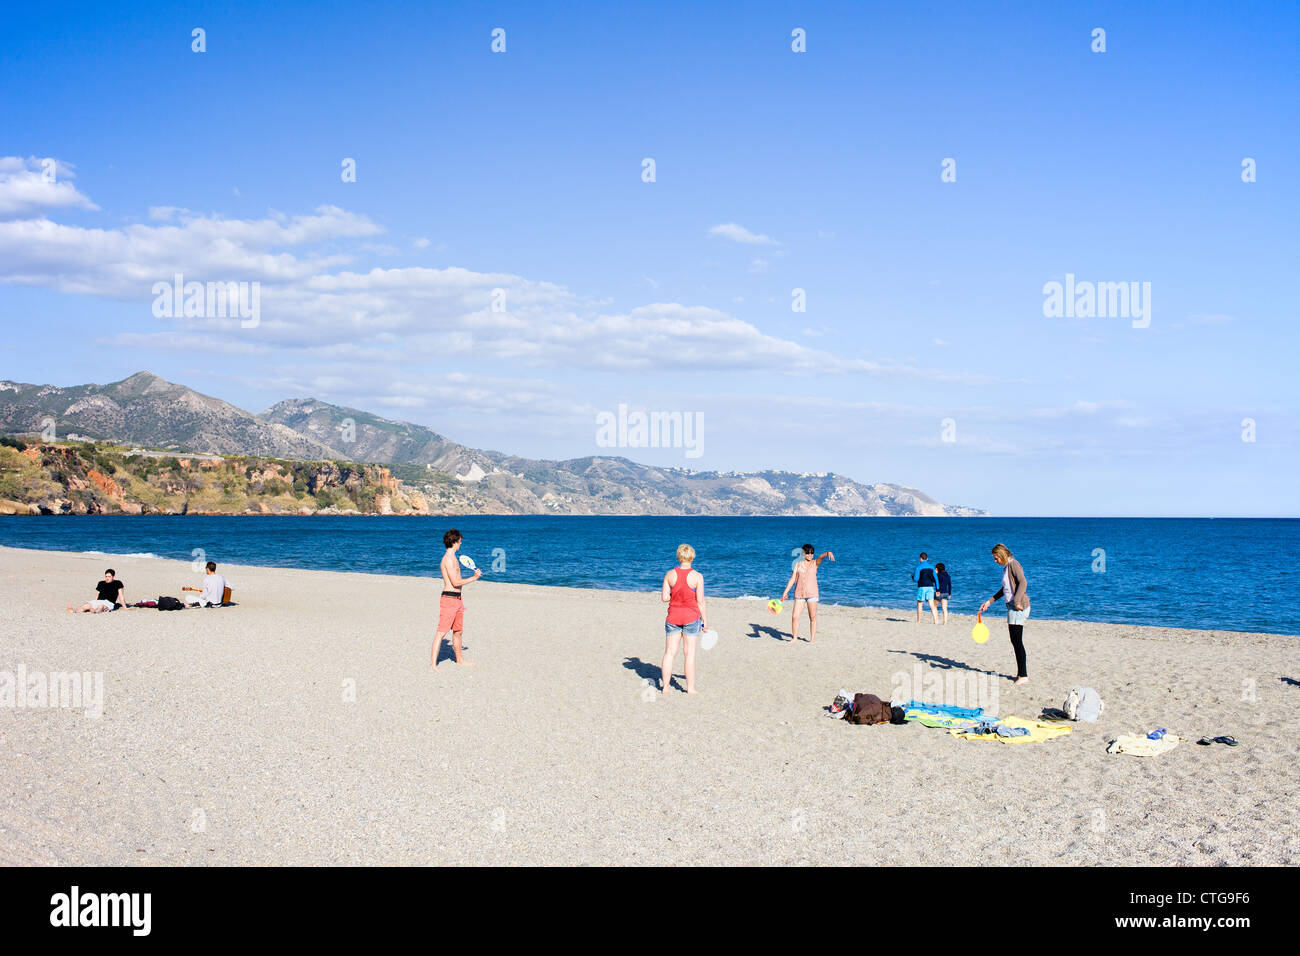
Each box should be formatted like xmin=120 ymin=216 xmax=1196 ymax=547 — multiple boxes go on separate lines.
xmin=0 ymin=204 xmax=381 ymax=297
xmin=0 ymin=156 xmax=99 ymax=219
xmin=708 ymin=222 xmax=777 ymax=245
xmin=0 ymin=166 xmax=1001 ymax=385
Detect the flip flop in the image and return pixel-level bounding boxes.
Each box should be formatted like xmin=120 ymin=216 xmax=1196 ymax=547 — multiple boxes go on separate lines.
xmin=1213 ymin=735 xmax=1239 ymax=746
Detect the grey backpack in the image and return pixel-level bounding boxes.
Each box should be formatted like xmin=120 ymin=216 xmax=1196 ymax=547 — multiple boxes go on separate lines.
xmin=1064 ymin=686 xmax=1103 ymax=722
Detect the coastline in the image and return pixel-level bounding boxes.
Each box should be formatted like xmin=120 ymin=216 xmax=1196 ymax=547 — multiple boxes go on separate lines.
xmin=0 ymin=540 xmax=1293 ymax=637
xmin=3 ymin=545 xmax=1296 ymax=865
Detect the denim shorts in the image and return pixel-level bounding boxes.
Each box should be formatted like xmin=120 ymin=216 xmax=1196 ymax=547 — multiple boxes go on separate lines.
xmin=1006 ymin=606 xmax=1031 ymax=625
xmin=665 ymin=618 xmax=703 ymax=637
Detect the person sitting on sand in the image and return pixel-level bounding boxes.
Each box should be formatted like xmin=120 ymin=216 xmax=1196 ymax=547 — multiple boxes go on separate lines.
xmin=912 ymin=552 xmax=939 ymax=624
xmin=198 ymin=561 xmax=231 ymax=607
xmin=433 ymin=528 xmax=481 ymax=670
xmin=978 ymin=543 xmax=1031 ymax=686
xmin=935 ymin=562 xmax=952 ymax=624
xmin=781 ymin=544 xmax=834 ymax=642
xmin=68 ymin=569 xmax=126 ymax=613
xmin=661 ymin=543 xmax=708 ymax=694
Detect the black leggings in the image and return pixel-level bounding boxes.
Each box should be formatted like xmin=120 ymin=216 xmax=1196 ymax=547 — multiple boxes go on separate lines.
xmin=1008 ymin=624 xmax=1027 ymax=678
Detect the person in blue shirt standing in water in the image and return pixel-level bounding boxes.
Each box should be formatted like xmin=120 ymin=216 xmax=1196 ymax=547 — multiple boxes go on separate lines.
xmin=912 ymin=552 xmax=939 ymax=624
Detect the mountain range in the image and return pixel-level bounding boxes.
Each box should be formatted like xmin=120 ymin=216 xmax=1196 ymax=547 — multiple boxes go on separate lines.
xmin=0 ymin=372 xmax=982 ymax=516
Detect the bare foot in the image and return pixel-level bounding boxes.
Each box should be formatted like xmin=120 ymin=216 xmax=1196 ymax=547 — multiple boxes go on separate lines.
xmin=1012 ymin=676 xmax=1029 ymax=686
xmin=686 ymin=688 xmax=697 ymax=695
xmin=66 ymin=605 xmax=74 ymax=613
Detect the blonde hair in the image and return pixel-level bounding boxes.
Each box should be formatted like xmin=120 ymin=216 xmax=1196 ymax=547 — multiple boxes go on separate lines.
xmin=991 ymin=543 xmax=1012 ymax=561
xmin=676 ymin=543 xmax=695 ymax=563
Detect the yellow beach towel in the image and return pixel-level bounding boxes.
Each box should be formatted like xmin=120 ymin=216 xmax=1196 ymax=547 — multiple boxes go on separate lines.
xmin=1106 ymin=733 xmax=1183 ymax=757
xmin=948 ymin=715 xmax=1073 ymax=744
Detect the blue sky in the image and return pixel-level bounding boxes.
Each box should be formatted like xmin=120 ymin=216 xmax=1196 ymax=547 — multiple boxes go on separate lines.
xmin=1 ymin=0 xmax=1297 ymax=515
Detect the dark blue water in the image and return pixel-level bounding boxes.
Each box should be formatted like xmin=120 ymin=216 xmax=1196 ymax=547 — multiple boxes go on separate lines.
xmin=2 ymin=515 xmax=1297 ymax=635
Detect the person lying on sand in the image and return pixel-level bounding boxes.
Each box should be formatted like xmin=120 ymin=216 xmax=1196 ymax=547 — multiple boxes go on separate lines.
xmin=433 ymin=528 xmax=481 ymax=670
xmin=68 ymin=568 xmax=126 ymax=613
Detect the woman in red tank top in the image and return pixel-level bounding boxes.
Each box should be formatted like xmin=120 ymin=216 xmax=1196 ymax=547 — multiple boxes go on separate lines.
xmin=660 ymin=543 xmax=708 ymax=694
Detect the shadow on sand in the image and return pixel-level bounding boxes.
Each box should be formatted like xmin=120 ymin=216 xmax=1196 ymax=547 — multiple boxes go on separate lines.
xmin=433 ymin=640 xmax=469 ymax=666
xmin=746 ymin=622 xmax=790 ymax=642
xmin=885 ymin=648 xmax=1004 ymax=679
xmin=623 ymin=656 xmax=691 ymax=692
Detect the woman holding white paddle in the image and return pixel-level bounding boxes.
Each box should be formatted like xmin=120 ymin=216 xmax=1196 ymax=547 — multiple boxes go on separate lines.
xmin=978 ymin=543 xmax=1031 ymax=686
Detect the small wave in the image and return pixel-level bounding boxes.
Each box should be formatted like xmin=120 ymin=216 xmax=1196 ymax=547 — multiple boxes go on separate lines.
xmin=82 ymin=550 xmax=160 ymax=559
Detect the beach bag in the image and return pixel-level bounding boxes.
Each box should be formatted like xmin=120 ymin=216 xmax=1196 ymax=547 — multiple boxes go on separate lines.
xmin=1064 ymin=686 xmax=1103 ymax=722
xmin=157 ymin=595 xmax=186 ymax=611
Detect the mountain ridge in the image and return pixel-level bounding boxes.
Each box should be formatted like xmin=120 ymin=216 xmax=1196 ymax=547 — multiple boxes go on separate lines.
xmin=0 ymin=372 xmax=984 ymax=516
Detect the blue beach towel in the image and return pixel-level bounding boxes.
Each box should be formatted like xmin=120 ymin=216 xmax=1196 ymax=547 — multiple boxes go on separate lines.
xmin=898 ymin=701 xmax=987 ymax=720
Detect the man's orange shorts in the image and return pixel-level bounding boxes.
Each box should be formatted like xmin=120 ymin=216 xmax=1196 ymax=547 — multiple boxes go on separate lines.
xmin=438 ymin=593 xmax=464 ymax=633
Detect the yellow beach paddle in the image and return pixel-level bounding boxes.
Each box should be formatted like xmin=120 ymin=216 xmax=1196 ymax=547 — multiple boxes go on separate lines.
xmin=767 ymin=598 xmax=783 ymax=614
xmin=972 ymin=611 xmax=990 ymax=644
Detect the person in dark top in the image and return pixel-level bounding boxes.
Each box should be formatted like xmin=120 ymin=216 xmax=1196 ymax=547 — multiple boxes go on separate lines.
xmin=69 ymin=569 xmax=126 ymax=613
xmin=935 ymin=562 xmax=952 ymax=624
xmin=912 ymin=552 xmax=939 ymax=624
xmin=979 ymin=543 xmax=1031 ymax=686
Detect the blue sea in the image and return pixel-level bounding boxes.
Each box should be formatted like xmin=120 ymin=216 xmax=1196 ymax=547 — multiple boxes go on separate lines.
xmin=2 ymin=515 xmax=1297 ymax=635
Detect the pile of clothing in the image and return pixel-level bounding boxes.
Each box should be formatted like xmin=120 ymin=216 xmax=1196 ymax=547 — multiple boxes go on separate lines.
xmin=828 ymin=691 xmax=907 ymax=725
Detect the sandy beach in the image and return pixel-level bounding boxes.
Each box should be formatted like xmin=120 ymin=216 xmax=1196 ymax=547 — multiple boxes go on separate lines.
xmin=2 ymin=544 xmax=1297 ymax=866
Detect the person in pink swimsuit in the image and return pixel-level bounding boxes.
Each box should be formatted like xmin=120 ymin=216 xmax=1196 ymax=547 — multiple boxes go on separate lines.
xmin=781 ymin=544 xmax=834 ymax=642
xmin=660 ymin=543 xmax=708 ymax=694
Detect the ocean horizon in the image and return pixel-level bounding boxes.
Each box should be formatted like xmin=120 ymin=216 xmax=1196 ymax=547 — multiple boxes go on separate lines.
xmin=5 ymin=514 xmax=1297 ymax=636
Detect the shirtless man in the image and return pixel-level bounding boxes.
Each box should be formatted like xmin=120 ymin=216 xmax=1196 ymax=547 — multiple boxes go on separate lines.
xmin=781 ymin=544 xmax=834 ymax=643
xmin=432 ymin=528 xmax=481 ymax=669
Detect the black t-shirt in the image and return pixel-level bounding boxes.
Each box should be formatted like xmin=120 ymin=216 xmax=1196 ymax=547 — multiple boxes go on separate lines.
xmin=95 ymin=580 xmax=124 ymax=605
